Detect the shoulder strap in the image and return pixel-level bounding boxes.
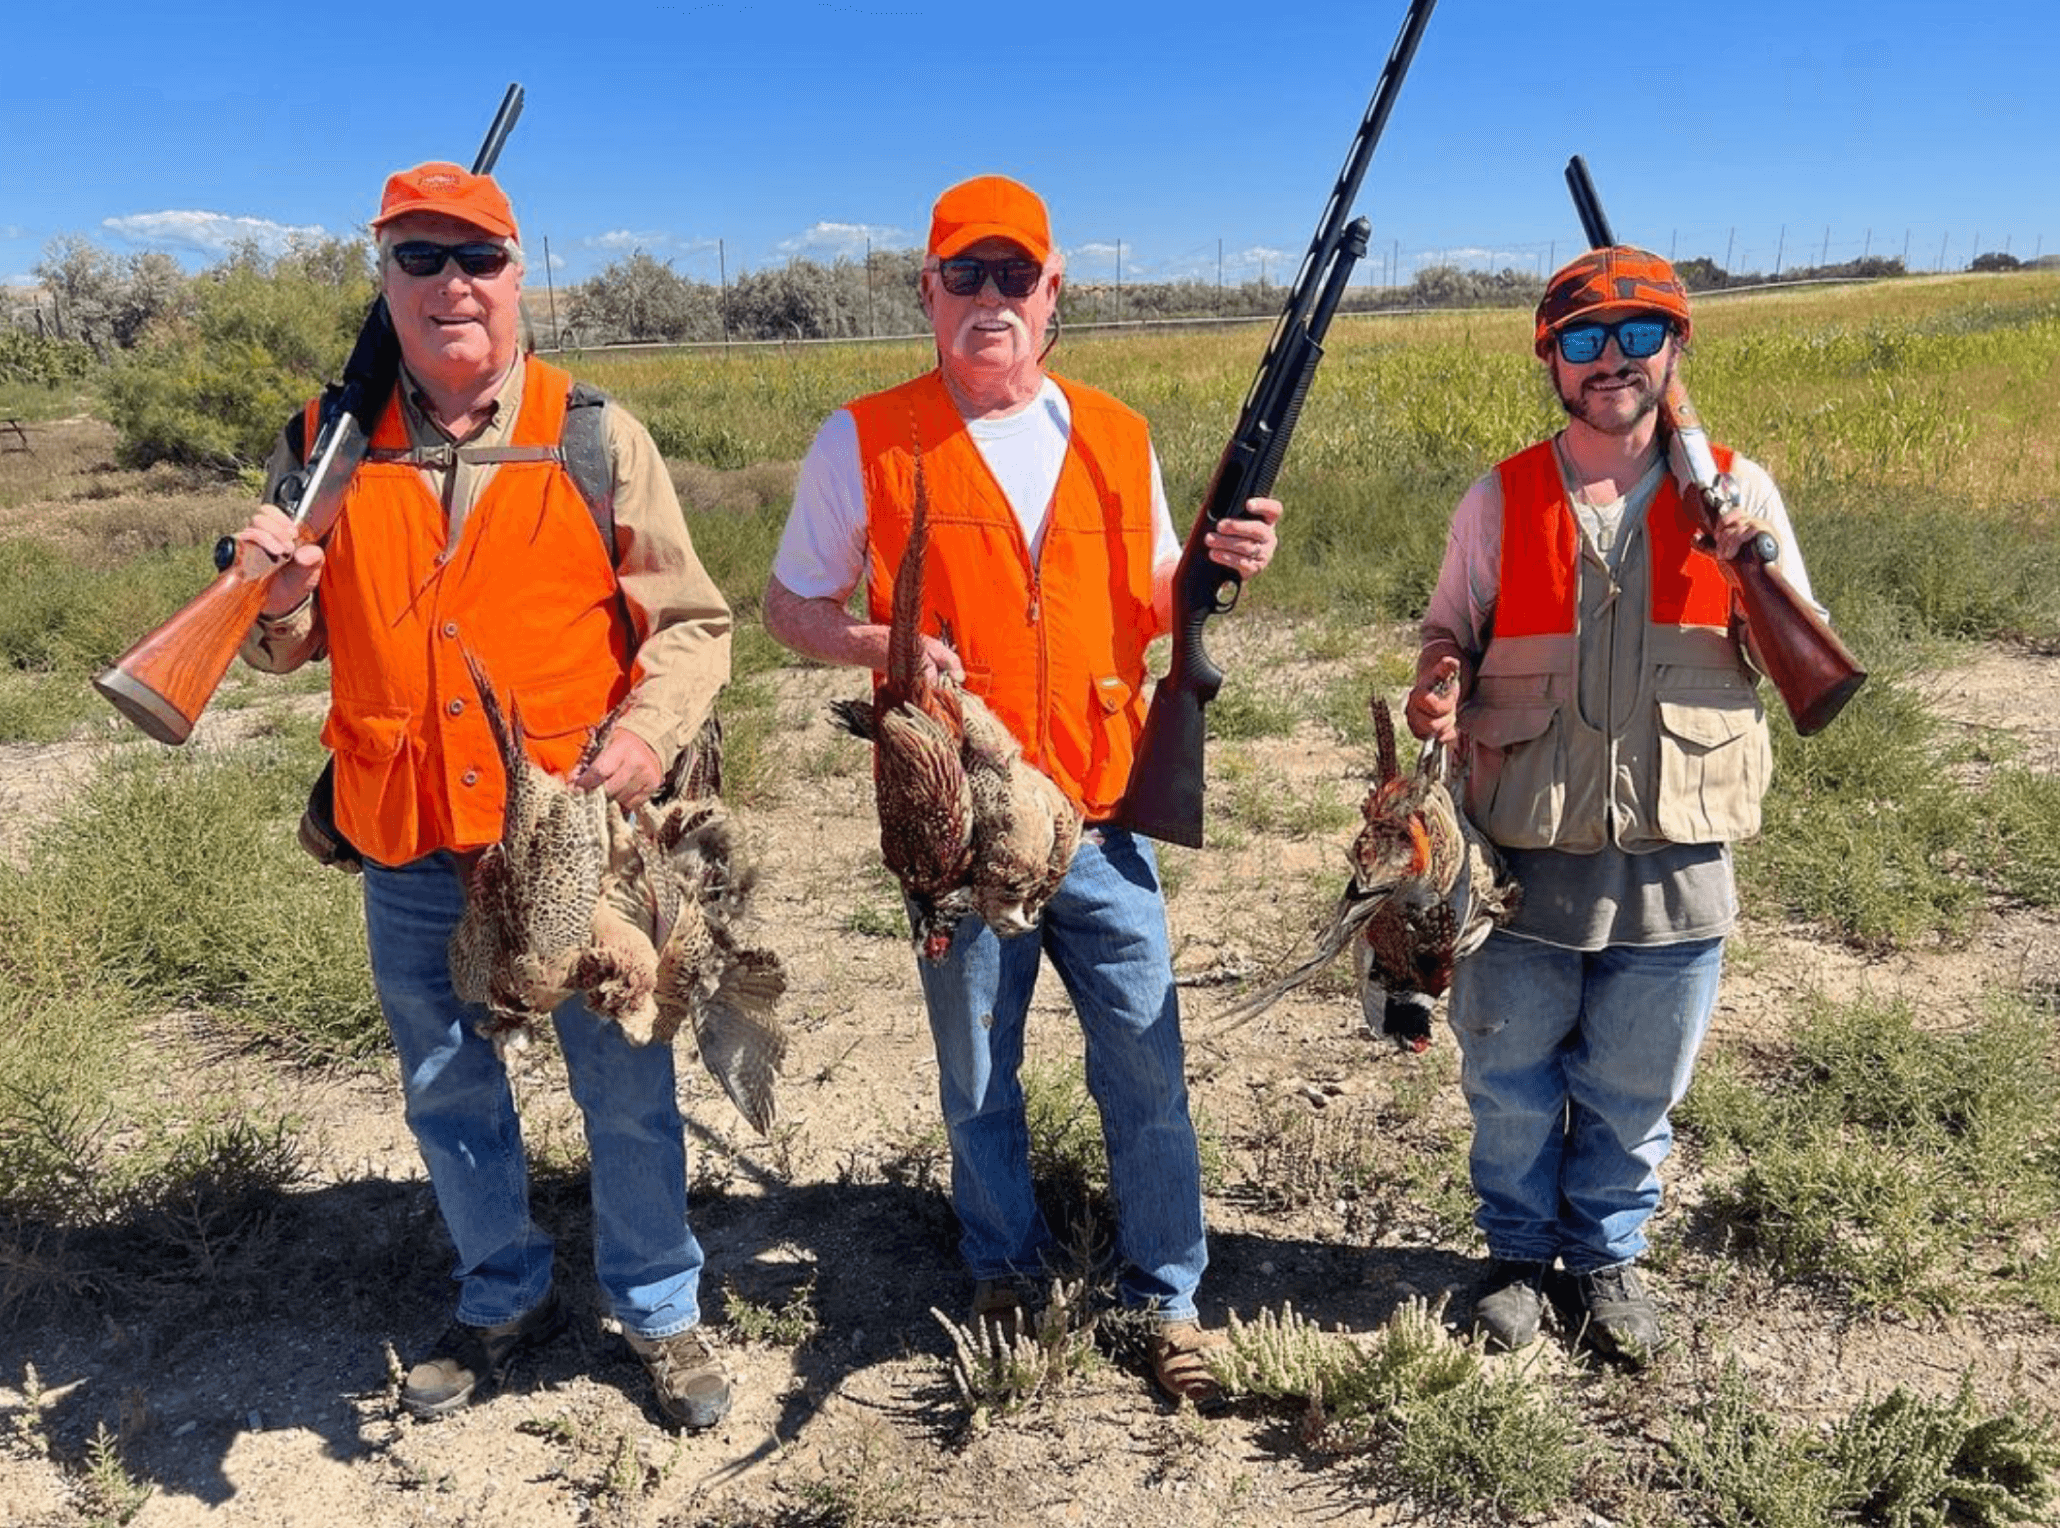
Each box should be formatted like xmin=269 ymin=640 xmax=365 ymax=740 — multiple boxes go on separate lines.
xmin=562 ymin=382 xmax=616 ymax=554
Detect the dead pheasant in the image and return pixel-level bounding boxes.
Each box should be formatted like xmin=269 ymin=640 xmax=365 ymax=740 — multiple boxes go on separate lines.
xmin=829 ymin=443 xmax=976 ymax=962
xmin=448 ymin=649 xmax=626 ymax=1050
xmin=1216 ymin=692 xmax=1519 ymax=1049
xmin=958 ymin=688 xmax=1082 ymax=936
xmin=595 ymin=795 xmax=789 ymax=1135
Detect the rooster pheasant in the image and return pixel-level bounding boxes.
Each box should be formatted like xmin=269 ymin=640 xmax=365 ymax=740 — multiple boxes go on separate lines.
xmin=1217 ymin=692 xmax=1520 ymax=1049
xmin=832 ymin=442 xmax=1082 ymax=958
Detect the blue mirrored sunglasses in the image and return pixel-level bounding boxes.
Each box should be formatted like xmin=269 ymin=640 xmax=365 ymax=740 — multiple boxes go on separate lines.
xmin=1555 ymin=317 xmax=1672 ymax=364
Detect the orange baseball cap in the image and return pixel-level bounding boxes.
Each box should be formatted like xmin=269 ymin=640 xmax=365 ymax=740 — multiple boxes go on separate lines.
xmin=1534 ymin=245 xmax=1691 ymax=356
xmin=371 ymin=162 xmax=520 ymax=242
xmin=928 ymin=175 xmax=1051 ymax=264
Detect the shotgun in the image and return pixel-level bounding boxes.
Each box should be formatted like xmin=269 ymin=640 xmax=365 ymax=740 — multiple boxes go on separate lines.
xmin=1562 ymin=155 xmax=1865 ymax=735
xmin=1112 ymin=0 xmax=1439 ymax=846
xmin=93 ymin=84 xmax=526 ymax=745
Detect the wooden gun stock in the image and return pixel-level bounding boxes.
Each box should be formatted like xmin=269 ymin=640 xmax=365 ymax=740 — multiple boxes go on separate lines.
xmin=93 ymin=544 xmax=290 ymax=744
xmin=1665 ymin=381 xmax=1866 ymax=735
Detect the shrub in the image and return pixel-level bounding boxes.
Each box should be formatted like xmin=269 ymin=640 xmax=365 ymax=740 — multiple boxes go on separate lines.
xmin=100 ymin=243 xmax=374 ymax=471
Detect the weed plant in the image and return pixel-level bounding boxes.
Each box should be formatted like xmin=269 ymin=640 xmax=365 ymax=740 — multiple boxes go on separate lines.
xmin=933 ymin=1275 xmax=1102 ymax=1428
xmin=1680 ymin=993 xmax=2060 ymax=1314
xmin=1212 ymin=1299 xmax=1580 ymax=1516
xmin=723 ymin=1273 xmax=822 ymax=1347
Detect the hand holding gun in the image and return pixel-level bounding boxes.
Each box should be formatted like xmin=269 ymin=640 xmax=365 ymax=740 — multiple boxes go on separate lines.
xmin=1562 ymin=156 xmax=1865 ymax=736
xmin=93 ymin=85 xmax=526 ymax=745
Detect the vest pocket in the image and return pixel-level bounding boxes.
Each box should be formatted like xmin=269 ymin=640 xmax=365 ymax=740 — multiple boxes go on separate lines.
xmin=1464 ymin=701 xmax=1565 ymax=848
xmin=1654 ymin=693 xmax=1768 ymax=843
xmin=321 ymin=704 xmax=411 ymax=762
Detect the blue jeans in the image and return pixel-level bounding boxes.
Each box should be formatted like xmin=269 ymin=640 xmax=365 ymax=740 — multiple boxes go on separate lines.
xmin=1447 ymin=930 xmax=1724 ymax=1272
xmin=916 ymin=828 xmax=1207 ymax=1322
xmin=362 ymin=852 xmax=704 ymax=1339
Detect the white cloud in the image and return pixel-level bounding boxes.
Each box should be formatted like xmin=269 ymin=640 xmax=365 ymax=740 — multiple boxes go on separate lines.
xmin=1418 ymin=245 xmax=1536 ymax=270
xmin=777 ymin=221 xmax=907 ymax=260
xmin=2 ymin=274 xmax=39 ymax=289
xmin=0 ymin=226 xmax=26 ymax=240
xmin=102 ymin=210 xmax=330 ymax=256
xmin=586 ymin=229 xmax=674 ymax=251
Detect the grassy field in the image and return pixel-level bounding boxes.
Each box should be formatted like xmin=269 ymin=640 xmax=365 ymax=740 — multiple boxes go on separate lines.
xmin=4 ymin=270 xmax=2060 ymax=1525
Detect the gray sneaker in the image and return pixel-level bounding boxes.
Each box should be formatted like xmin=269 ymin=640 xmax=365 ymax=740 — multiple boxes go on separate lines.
xmin=627 ymin=1327 xmax=733 ymax=1431
xmin=1470 ymin=1259 xmax=1549 ymax=1351
xmin=403 ymin=1289 xmax=566 ymax=1418
xmin=1569 ymin=1263 xmax=1662 ymax=1366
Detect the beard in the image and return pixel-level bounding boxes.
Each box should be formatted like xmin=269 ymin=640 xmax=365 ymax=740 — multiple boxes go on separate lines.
xmin=1557 ymin=356 xmax=1670 ymax=434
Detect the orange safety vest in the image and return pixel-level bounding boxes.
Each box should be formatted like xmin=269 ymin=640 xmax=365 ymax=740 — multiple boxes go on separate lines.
xmin=848 ymin=370 xmax=1160 ymax=820
xmin=313 ymin=356 xmax=631 ymax=865
xmin=1494 ymin=437 xmax=1736 ymax=636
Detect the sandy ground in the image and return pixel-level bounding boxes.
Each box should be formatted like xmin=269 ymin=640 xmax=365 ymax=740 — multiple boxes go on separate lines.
xmin=4 ymin=429 xmax=2058 ymax=1526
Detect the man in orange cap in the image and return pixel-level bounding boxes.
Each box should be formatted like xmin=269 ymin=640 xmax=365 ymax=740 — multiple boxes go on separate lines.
xmin=763 ymin=174 xmax=1282 ymax=1410
xmin=230 ymin=162 xmax=738 ymax=1428
xmin=1406 ymin=248 xmax=1829 ymax=1365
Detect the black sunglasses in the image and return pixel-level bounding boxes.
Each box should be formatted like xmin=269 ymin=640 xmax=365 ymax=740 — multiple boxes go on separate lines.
xmin=1555 ymin=316 xmax=1671 ymax=364
xmin=934 ymin=255 xmax=1044 ymax=299
xmin=390 ymin=240 xmax=513 ymax=279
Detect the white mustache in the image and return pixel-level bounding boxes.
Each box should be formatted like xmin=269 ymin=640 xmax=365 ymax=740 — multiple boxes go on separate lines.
xmin=958 ymin=307 xmax=1029 ymax=345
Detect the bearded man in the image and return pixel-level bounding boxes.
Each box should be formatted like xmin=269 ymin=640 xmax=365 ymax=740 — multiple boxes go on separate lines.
xmin=1406 ymin=247 xmax=1828 ymax=1366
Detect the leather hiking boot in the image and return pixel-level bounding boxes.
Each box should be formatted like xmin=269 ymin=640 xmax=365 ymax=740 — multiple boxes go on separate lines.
xmin=1469 ymin=1259 xmax=1549 ymax=1352
xmin=1150 ymin=1321 xmax=1229 ymax=1415
xmin=627 ymin=1327 xmax=732 ymax=1431
xmin=970 ymin=1279 xmax=1027 ymax=1348
xmin=1569 ymin=1263 xmax=1662 ymax=1367
xmin=402 ymin=1289 xmax=566 ymax=1419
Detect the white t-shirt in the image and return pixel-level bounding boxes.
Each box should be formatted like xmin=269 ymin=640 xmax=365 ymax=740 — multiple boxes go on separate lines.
xmin=772 ymin=377 xmax=1180 ymax=602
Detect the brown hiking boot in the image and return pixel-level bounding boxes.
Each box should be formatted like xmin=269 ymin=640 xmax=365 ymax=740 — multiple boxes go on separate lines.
xmin=626 ymin=1326 xmax=733 ymax=1431
xmin=1150 ymin=1321 xmax=1229 ymax=1414
xmin=402 ymin=1289 xmax=566 ymax=1418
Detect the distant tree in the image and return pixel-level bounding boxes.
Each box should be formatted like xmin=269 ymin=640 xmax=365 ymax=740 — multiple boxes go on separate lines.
xmin=1971 ymin=251 xmax=2022 ymax=273
xmin=1674 ymin=256 xmax=1730 ymax=291
xmin=30 ymin=237 xmax=191 ymax=355
xmin=568 ymin=251 xmax=721 ymax=343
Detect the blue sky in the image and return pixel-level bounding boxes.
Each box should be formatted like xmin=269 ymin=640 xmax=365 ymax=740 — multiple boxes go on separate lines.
xmin=4 ymin=0 xmax=2052 ymax=293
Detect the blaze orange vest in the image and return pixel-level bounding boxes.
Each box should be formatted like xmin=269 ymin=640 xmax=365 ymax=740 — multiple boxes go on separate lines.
xmin=848 ymin=370 xmax=1160 ymax=820
xmin=314 ymin=356 xmax=631 ymax=864
xmin=1495 ymin=437 xmax=1736 ymax=636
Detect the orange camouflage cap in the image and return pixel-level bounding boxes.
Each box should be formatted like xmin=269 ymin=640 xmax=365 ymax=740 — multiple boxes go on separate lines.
xmin=1534 ymin=245 xmax=1690 ymax=356
xmin=928 ymin=175 xmax=1051 ymax=264
xmin=371 ymin=162 xmax=520 ymax=243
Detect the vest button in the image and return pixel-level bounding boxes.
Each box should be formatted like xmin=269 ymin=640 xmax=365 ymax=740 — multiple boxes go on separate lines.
xmin=447 ymin=698 xmax=464 ymax=717
xmin=443 ymin=621 xmax=459 ymax=638
xmin=462 ymin=769 xmax=480 ymax=787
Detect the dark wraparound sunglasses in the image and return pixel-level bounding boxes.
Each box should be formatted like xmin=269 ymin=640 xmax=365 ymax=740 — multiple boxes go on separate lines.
xmin=935 ymin=256 xmax=1044 ymax=299
xmin=390 ymin=240 xmax=513 ymax=279
xmin=1555 ymin=317 xmax=1672 ymax=364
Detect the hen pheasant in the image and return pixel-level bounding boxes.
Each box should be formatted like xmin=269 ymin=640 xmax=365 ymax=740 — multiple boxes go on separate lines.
xmin=1217 ymin=692 xmax=1519 ymax=1048
xmin=447 ymin=650 xmax=623 ymax=1050
xmin=449 ymin=655 xmax=789 ymax=1131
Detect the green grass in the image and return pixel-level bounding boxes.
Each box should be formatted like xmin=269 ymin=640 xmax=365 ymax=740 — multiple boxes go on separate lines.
xmin=1680 ymin=992 xmax=2060 ymax=1315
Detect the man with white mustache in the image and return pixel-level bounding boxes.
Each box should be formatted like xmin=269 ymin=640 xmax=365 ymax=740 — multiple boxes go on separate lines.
xmin=764 ymin=174 xmax=1281 ymax=1411
xmin=1406 ymin=248 xmax=1826 ymax=1367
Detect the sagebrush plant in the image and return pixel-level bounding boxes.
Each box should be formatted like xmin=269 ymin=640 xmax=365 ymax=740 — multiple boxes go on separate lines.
xmin=932 ymin=1275 xmax=1102 ymax=1428
xmin=1211 ymin=1300 xmax=1579 ymax=1516
xmin=1680 ymin=992 xmax=2060 ymax=1314
xmin=1672 ymin=1358 xmax=2060 ymax=1528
